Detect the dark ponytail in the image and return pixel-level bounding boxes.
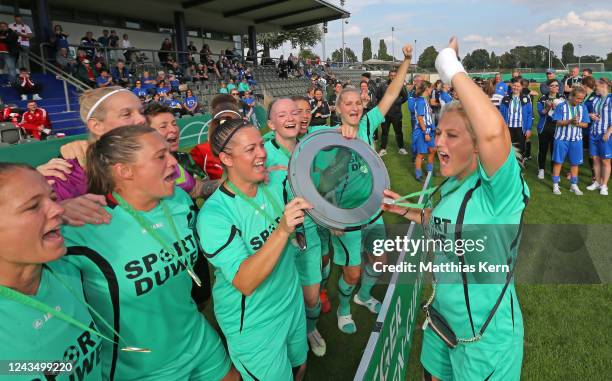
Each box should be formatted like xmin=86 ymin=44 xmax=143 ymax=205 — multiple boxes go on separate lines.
xmin=86 ymin=125 xmax=156 ymax=195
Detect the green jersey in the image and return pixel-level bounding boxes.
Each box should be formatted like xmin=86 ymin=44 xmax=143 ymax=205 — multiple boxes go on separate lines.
xmin=262 ymin=130 xmax=275 ymax=142
xmin=62 ymin=189 xmax=212 ymax=380
xmin=0 ymin=260 xmax=103 ymax=381
xmin=197 ymin=180 xmax=302 ymax=336
xmin=428 ymin=150 xmax=529 ymax=341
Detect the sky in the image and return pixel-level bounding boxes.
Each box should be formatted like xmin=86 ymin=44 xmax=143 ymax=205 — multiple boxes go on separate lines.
xmin=270 ymin=0 xmax=612 ymax=64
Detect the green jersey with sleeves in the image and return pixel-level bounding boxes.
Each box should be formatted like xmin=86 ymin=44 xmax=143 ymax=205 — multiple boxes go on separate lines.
xmin=61 ymin=189 xmax=211 ymax=380
xmin=197 ymin=179 xmax=303 ymax=336
xmin=427 ymin=150 xmax=530 ymax=342
xmin=0 ymin=260 xmax=103 ymax=381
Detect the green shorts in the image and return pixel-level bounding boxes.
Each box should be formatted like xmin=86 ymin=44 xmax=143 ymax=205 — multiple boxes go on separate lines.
xmin=332 ymin=216 xmax=386 ymax=267
xmin=294 ymin=225 xmax=322 ymax=286
xmin=318 ymin=225 xmax=331 ymax=257
xmin=227 ymin=301 xmax=307 ymax=381
xmin=146 ymin=317 xmax=231 ymax=380
xmin=420 ymin=315 xmax=523 ymax=381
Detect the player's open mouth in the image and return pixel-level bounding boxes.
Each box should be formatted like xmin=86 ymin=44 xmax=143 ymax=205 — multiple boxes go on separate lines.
xmin=285 ymin=123 xmax=297 ymax=129
xmin=167 ymin=136 xmax=178 ymax=145
xmin=349 ymin=112 xmax=359 ymax=118
xmin=438 ymin=151 xmax=450 ymax=166
xmin=254 ymin=160 xmax=265 ymax=171
xmin=43 ymin=226 xmax=63 ymax=244
xmin=164 ymin=171 xmax=176 ymax=182
xmin=301 ymin=120 xmax=309 ymax=127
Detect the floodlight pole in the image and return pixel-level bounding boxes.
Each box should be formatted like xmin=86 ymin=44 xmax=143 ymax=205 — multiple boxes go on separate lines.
xmin=548 ymin=34 xmax=551 ymax=68
xmin=341 ymin=0 xmax=346 ymax=67
xmin=578 ymin=43 xmax=582 ymax=71
xmin=322 ymin=23 xmax=326 ymax=61
xmin=391 ymin=27 xmax=395 ymax=62
xmin=414 ymin=39 xmax=417 ymax=68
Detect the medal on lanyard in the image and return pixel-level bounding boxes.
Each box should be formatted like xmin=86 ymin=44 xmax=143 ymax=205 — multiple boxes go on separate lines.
xmin=113 ymin=193 xmax=202 ymax=287
xmin=0 ymin=266 xmax=151 ymax=353
xmin=226 ymin=181 xmax=307 ymax=251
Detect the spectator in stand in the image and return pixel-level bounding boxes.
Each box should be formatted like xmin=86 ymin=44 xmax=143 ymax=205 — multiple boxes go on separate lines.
xmin=237 ymin=77 xmax=250 ymax=96
xmin=107 ymin=29 xmax=119 ymax=61
xmin=328 ymin=81 xmax=343 ymax=126
xmin=183 ymin=89 xmax=199 ymax=115
xmin=196 ymin=63 xmax=208 ymax=82
xmin=9 ymin=14 xmax=32 ymax=72
xmin=96 ymin=68 xmax=113 ymax=88
xmin=278 ymin=55 xmax=288 ymax=78
xmin=582 ymin=68 xmax=593 ymax=78
xmin=93 ymin=60 xmax=106 ymax=75
xmin=19 ymin=101 xmax=50 ymax=140
xmin=187 ymin=41 xmax=197 ymax=63
xmin=75 ymin=59 xmax=98 ymax=87
xmin=55 ymin=47 xmax=76 ymax=74
xmin=165 ymin=91 xmax=185 ymax=116
xmin=242 ymin=91 xmax=257 ymax=127
xmin=97 ymin=29 xmax=109 ymax=47
xmin=0 ymin=21 xmax=19 ymax=84
xmin=159 ymin=37 xmax=172 ymax=64
xmin=13 ymin=68 xmax=42 ymax=101
xmin=156 ymin=80 xmax=171 ymax=96
xmin=140 ymin=70 xmax=156 ymax=92
xmin=110 ymin=59 xmax=130 ymax=87
xmin=168 ymin=73 xmax=180 ymax=91
xmin=199 ymin=44 xmax=211 ymax=63
xmin=169 ymin=60 xmax=184 ymax=82
xmin=227 ymin=78 xmax=237 ymax=93
xmin=79 ymin=31 xmax=97 ymax=60
xmin=309 ymin=88 xmax=331 ymax=126
xmin=131 ymin=79 xmax=147 ymax=98
xmin=219 ymin=81 xmax=228 ymax=94
xmin=121 ymin=33 xmax=131 ymax=62
xmin=229 ymin=89 xmax=240 ymax=104
xmin=75 ymin=48 xmax=87 ymax=63
xmin=564 ymin=67 xmax=582 ymax=97
xmin=49 ymin=24 xmax=69 ymax=58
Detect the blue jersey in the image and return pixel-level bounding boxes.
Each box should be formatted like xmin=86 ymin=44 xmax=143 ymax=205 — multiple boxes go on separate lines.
xmin=184 ymin=96 xmax=198 ymax=109
xmin=553 ymin=102 xmax=590 ymax=141
xmin=495 ymin=82 xmax=508 ymax=96
xmin=407 ymin=89 xmax=418 ymax=122
xmin=591 ymin=94 xmax=612 ymax=136
xmin=157 ymin=87 xmax=170 ymax=95
xmin=439 ymin=91 xmax=452 ymax=107
xmin=96 ymin=76 xmax=110 ymax=87
xmin=500 ymin=95 xmax=532 ymax=131
xmin=415 ymin=97 xmax=435 ymax=134
xmin=166 ymin=99 xmax=182 ymax=109
xmin=141 ymin=76 xmax=155 ymax=89
xmin=132 ymin=87 xmax=147 ymax=97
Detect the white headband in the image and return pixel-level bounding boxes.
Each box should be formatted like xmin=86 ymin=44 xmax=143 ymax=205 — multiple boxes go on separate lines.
xmin=86 ymin=89 xmax=130 ymax=120
xmin=213 ymin=110 xmax=242 ymax=120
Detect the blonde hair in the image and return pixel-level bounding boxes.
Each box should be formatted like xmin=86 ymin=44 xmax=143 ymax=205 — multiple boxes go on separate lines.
xmin=439 ymin=101 xmax=476 ymax=144
xmin=79 ymin=86 xmax=125 ymax=123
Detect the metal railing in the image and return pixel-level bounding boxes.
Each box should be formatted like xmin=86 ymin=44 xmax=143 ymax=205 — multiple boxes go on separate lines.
xmin=27 ymin=50 xmax=92 ymax=112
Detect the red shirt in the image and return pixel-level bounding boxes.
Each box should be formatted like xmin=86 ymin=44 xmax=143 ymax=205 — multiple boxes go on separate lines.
xmin=20 ymin=108 xmax=50 ymax=130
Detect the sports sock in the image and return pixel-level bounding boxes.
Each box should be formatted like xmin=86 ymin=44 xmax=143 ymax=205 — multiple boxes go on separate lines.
xmin=426 ymin=163 xmax=433 ymax=172
xmin=552 ymin=175 xmax=560 ymax=184
xmin=306 ymin=300 xmax=321 ymax=334
xmin=320 ymin=260 xmax=331 ymax=291
xmin=415 ymin=169 xmax=423 ymax=179
xmin=358 ymin=264 xmax=380 ymax=302
xmin=571 ymin=176 xmax=578 ymax=185
xmin=338 ymin=276 xmax=355 ymax=316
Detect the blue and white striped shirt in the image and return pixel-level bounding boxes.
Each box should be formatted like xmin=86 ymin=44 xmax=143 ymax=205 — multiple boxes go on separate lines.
xmin=416 ymin=97 xmax=435 ymax=133
xmin=553 ymin=102 xmax=591 ymax=141
xmin=591 ymin=94 xmax=612 ymax=136
xmin=508 ymin=96 xmax=523 ymax=128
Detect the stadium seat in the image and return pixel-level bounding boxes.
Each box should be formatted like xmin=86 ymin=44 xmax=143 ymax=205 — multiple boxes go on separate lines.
xmin=0 ymin=122 xmax=26 ymax=145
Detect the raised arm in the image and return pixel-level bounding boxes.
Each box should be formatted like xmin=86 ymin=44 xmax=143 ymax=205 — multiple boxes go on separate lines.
xmin=377 ymin=45 xmax=413 ymax=117
xmin=436 ymin=37 xmax=511 ymax=177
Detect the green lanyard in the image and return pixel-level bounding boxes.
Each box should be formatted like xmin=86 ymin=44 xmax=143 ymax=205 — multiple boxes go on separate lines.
xmin=389 ymin=175 xmax=471 ymax=210
xmin=272 ymin=138 xmax=293 ymax=160
xmin=226 ymin=181 xmax=283 ymax=226
xmin=568 ymin=104 xmax=579 ymax=121
xmin=113 ymin=193 xmax=202 ymax=287
xmin=0 ymin=266 xmax=151 ymax=353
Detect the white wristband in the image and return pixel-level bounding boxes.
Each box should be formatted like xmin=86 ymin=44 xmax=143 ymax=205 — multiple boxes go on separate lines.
xmin=435 ymin=48 xmax=466 ymax=85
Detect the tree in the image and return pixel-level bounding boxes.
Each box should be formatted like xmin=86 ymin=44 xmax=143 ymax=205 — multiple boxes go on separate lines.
xmin=378 ymin=39 xmax=392 ymax=61
xmin=499 ymin=52 xmax=516 ymax=69
xmin=362 ymin=37 xmax=372 ymax=61
xmin=490 ymin=51 xmax=499 ymax=69
xmin=462 ymin=48 xmax=490 ymax=70
xmin=417 ymin=46 xmax=438 ymax=69
xmin=562 ymin=42 xmax=576 ymax=64
xmin=331 ymin=47 xmax=358 ymax=63
xmin=298 ymin=48 xmax=317 ymax=60
xmin=604 ymin=52 xmax=612 ymax=71
xmin=254 ymin=25 xmax=322 ymax=62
